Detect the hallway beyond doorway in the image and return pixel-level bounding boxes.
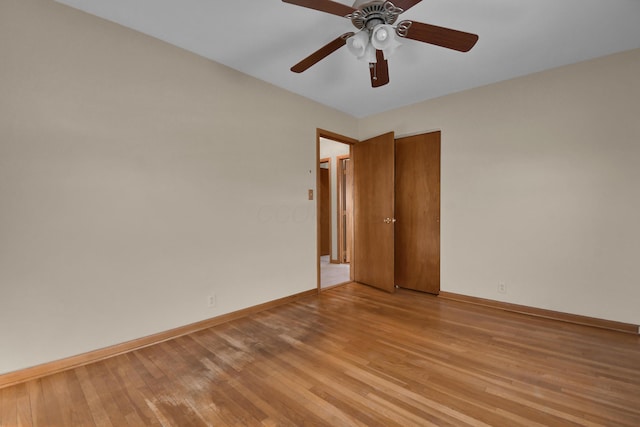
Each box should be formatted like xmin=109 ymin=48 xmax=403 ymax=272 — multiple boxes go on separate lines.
xmin=320 ymin=255 xmax=350 ymax=288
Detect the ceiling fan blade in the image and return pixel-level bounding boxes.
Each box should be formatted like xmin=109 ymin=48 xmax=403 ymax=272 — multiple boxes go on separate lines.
xmin=369 ymin=50 xmax=389 ymax=88
xmin=397 ymin=20 xmax=478 ymax=52
xmin=291 ymin=33 xmax=354 ymax=73
xmin=391 ymin=0 xmax=423 ymax=12
xmin=282 ymin=0 xmax=356 ymax=17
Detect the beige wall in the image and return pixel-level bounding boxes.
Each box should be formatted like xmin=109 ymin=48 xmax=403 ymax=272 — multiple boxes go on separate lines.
xmin=360 ymin=48 xmax=640 ymax=326
xmin=0 ymin=0 xmax=357 ymax=374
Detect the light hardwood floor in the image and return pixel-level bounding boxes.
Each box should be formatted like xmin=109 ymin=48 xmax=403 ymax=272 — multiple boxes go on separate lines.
xmin=1 ymin=282 xmax=639 ymax=426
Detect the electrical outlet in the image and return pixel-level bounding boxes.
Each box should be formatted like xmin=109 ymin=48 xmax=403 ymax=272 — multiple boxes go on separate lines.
xmin=498 ymin=282 xmax=506 ymax=294
xmin=207 ymin=294 xmax=216 ymax=308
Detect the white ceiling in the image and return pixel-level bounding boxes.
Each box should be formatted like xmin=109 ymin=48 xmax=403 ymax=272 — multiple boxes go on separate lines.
xmin=55 ymin=0 xmax=640 ymax=118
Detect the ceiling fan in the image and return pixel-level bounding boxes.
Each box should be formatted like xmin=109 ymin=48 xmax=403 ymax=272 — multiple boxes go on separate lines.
xmin=283 ymin=0 xmax=478 ymax=87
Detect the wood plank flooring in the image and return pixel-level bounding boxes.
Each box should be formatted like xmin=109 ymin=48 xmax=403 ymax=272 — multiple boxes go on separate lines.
xmin=1 ymin=282 xmax=639 ymax=426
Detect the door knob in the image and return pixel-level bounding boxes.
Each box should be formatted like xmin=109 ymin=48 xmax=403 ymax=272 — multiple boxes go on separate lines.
xmin=383 ymin=218 xmax=396 ymax=224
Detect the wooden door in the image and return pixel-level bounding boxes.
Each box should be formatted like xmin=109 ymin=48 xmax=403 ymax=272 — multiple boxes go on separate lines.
xmin=353 ymin=132 xmax=395 ymax=292
xmin=395 ymin=132 xmax=441 ymax=294
xmin=319 ymin=162 xmax=331 ymax=257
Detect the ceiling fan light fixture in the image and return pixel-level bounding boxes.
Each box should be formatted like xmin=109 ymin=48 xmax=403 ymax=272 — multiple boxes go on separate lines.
xmin=346 ymin=30 xmax=370 ymax=59
xmin=375 ymin=26 xmax=387 ymax=41
xmin=371 ymin=24 xmax=401 ymax=55
xmin=347 ymin=24 xmax=401 ymax=64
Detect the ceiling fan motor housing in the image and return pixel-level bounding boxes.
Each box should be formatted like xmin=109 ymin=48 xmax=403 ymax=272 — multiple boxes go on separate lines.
xmin=349 ymin=1 xmax=403 ymax=30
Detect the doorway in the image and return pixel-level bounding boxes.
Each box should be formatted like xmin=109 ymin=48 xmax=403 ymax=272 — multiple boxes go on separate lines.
xmin=317 ymin=130 xmax=356 ymax=289
xmin=317 ymin=129 xmax=441 ymax=294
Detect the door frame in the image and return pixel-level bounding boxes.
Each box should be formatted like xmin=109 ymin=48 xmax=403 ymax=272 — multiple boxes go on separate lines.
xmin=319 ymin=158 xmax=331 ymax=258
xmin=336 ymin=154 xmax=351 ymax=264
xmin=316 ymin=129 xmax=357 ymax=291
